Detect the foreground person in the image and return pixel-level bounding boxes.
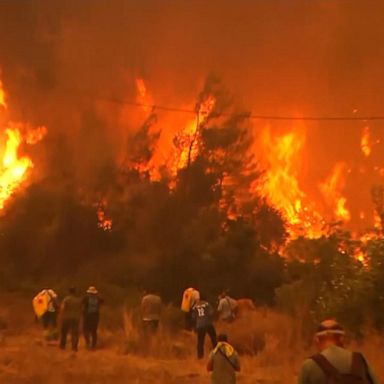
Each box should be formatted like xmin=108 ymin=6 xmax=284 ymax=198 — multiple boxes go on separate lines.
xmin=298 ymin=319 xmax=378 ymax=384
xmin=59 ymin=287 xmax=82 ymax=352
xmin=192 ymin=293 xmax=217 ymax=359
xmin=207 ymin=333 xmax=240 ymax=384
xmin=83 ymin=286 xmax=103 ymax=349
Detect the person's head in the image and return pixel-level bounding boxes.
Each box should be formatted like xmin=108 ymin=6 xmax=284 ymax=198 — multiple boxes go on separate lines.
xmin=217 ymin=333 xmax=228 ymax=343
xmin=68 ymin=287 xmax=76 ymax=295
xmin=86 ymin=286 xmax=98 ymax=295
xmin=314 ymin=319 xmax=345 ymax=351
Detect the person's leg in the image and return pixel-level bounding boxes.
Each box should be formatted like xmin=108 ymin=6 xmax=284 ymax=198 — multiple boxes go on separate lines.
xmin=91 ymin=314 xmax=99 ymax=348
xmin=41 ymin=312 xmax=49 ymax=330
xmin=197 ymin=327 xmax=206 ymax=359
xmin=59 ymin=320 xmax=69 ymax=349
xmin=152 ymin=320 xmax=159 ymax=333
xmin=71 ymin=319 xmax=79 ymax=352
xmin=207 ymin=324 xmax=217 ymax=348
xmin=83 ymin=316 xmax=91 ymax=349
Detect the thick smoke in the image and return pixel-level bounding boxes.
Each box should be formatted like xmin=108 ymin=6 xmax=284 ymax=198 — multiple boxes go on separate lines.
xmin=0 ymin=1 xmax=383 ymax=292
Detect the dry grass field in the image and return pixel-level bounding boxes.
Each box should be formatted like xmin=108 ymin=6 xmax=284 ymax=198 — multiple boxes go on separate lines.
xmin=0 ymin=294 xmax=383 ymax=383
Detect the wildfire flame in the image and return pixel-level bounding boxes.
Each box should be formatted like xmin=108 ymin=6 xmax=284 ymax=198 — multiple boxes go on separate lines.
xmin=0 ymin=74 xmax=47 ymax=210
xmin=257 ymin=126 xmax=324 ymax=238
xmin=319 ymin=162 xmax=351 ymax=222
xmin=135 ymin=78 xmax=153 ymax=113
xmin=0 ymin=79 xmax=6 ymax=109
xmin=171 ymin=95 xmax=215 ymax=174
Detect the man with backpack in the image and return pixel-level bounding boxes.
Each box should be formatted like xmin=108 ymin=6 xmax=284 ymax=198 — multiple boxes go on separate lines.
xmin=33 ymin=288 xmax=59 ymax=342
xmin=207 ymin=333 xmax=240 ymax=384
xmin=83 ymin=286 xmax=103 ymax=350
xmin=298 ymin=319 xmax=378 ymax=384
xmin=192 ymin=293 xmax=217 ymax=359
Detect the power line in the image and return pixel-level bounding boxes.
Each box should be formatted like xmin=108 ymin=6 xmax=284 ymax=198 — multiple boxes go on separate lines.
xmin=102 ymin=97 xmax=384 ymax=122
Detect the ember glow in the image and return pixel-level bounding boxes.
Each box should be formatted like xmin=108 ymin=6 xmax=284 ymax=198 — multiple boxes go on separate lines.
xmin=97 ymin=200 xmax=112 ymax=231
xmin=361 ymin=126 xmax=371 ymax=157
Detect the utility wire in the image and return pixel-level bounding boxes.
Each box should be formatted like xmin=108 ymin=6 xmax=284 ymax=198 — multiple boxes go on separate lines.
xmin=102 ymin=97 xmax=384 ymax=122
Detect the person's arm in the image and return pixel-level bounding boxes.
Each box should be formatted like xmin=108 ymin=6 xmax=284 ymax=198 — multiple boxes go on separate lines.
xmin=207 ymin=353 xmax=214 ymax=372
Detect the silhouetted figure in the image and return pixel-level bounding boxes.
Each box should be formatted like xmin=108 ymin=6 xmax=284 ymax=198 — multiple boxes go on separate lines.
xmin=192 ymin=293 xmax=217 ymax=359
xmin=83 ymin=286 xmax=103 ymax=349
xmin=59 ymin=287 xmax=82 ymax=352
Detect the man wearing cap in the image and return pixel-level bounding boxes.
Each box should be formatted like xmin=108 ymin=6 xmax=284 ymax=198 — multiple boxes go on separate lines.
xmin=83 ymin=286 xmax=103 ymax=349
xmin=298 ymin=319 xmax=378 ymax=384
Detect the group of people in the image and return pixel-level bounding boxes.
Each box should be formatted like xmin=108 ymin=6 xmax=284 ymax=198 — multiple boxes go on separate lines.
xmin=34 ymin=287 xmax=379 ymax=384
xmin=33 ymin=286 xmax=103 ymax=351
xmin=180 ymin=287 xmax=238 ymax=359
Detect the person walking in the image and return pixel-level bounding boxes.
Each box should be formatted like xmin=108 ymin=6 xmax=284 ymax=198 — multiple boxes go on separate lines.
xmin=33 ymin=288 xmax=59 ymax=342
xmin=83 ymin=286 xmax=103 ymax=350
xmin=141 ymin=289 xmax=162 ymax=334
xmin=140 ymin=289 xmax=162 ymax=355
xmin=59 ymin=287 xmax=83 ymax=352
xmin=207 ymin=333 xmax=240 ymax=384
xmin=192 ymin=293 xmax=217 ymax=359
xmin=298 ymin=319 xmax=378 ymax=384
xmin=217 ymin=292 xmax=237 ymax=322
xmin=181 ymin=287 xmax=200 ymax=330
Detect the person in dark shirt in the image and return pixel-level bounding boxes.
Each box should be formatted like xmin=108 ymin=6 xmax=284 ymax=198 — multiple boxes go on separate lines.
xmin=83 ymin=286 xmax=103 ymax=350
xmin=59 ymin=287 xmax=82 ymax=352
xmin=192 ymin=293 xmax=217 ymax=359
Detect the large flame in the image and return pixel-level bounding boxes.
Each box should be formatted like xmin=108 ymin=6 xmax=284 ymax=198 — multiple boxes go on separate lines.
xmin=257 ymin=126 xmax=324 ymax=238
xmin=0 ymin=75 xmax=46 ymax=210
xmin=319 ymin=162 xmax=351 ymax=222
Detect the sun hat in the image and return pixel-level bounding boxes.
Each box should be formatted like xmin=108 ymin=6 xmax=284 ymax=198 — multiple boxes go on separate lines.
xmin=86 ymin=286 xmax=98 ymax=294
xmin=316 ymin=319 xmax=345 ymax=337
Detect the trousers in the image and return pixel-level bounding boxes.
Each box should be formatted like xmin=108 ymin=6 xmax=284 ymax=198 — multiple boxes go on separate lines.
xmin=60 ymin=318 xmax=79 ymax=351
xmin=197 ymin=324 xmax=217 ymax=359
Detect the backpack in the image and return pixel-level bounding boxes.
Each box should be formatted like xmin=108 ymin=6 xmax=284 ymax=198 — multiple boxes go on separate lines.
xmin=311 ymin=352 xmax=372 ymax=384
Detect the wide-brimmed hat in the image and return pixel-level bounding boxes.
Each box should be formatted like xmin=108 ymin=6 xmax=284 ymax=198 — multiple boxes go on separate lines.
xmin=316 ymin=319 xmax=345 ymax=337
xmin=86 ymin=286 xmax=98 ymax=294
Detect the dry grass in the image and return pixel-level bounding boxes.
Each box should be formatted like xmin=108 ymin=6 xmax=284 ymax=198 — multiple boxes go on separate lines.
xmin=0 ymin=294 xmax=383 ymax=383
